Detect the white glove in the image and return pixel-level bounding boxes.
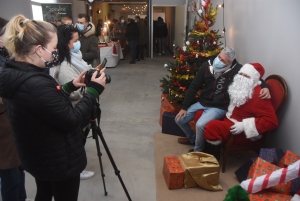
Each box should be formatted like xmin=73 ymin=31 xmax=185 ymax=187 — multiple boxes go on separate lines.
xmin=230 ymin=122 xmax=244 ymax=135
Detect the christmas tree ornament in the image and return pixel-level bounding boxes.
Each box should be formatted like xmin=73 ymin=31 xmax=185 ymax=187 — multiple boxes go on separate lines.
xmin=198 ymin=9 xmax=203 ymax=14
xmin=182 ymin=46 xmax=187 ymax=51
xmin=197 ymin=40 xmax=200 ymax=44
xmin=160 ymin=84 xmax=162 ymax=87
xmin=164 ymin=64 xmax=168 ymax=68
xmin=173 ymin=55 xmax=176 ymax=59
xmin=186 ymin=41 xmax=190 ymax=45
xmin=196 ymin=54 xmax=199 ymax=58
xmin=213 ymin=41 xmax=216 ymax=44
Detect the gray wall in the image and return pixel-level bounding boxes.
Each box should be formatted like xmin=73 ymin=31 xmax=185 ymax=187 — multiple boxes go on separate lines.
xmin=212 ymin=0 xmax=300 ymax=153
xmin=0 ymin=0 xmax=33 ymax=20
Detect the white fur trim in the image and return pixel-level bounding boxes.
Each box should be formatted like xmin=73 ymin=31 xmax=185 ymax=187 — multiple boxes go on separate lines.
xmin=242 ymin=118 xmax=259 ymax=138
xmin=226 ymin=102 xmax=238 ymax=123
xmin=239 ymin=64 xmax=260 ymax=82
xmin=206 ymin=139 xmax=222 ymax=145
xmin=291 ymin=194 xmax=300 ymax=201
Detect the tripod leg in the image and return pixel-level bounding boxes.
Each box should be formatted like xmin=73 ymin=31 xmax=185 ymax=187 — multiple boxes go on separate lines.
xmin=91 ymin=126 xmax=108 ymax=196
xmin=96 ymin=127 xmax=132 ymax=201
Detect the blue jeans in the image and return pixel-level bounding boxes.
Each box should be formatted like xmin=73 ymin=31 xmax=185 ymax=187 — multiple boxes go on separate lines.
xmin=0 ymin=166 xmax=26 ymax=201
xmin=175 ymin=102 xmax=226 ymax=151
xmin=128 ymin=41 xmax=137 ymax=62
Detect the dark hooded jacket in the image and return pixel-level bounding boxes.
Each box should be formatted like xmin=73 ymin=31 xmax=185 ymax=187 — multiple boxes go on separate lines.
xmin=79 ymin=22 xmax=99 ymax=65
xmin=0 ymin=60 xmax=102 ymax=181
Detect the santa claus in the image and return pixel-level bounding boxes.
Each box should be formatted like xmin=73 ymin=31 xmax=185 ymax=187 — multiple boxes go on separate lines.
xmin=204 ymin=63 xmax=278 ymax=146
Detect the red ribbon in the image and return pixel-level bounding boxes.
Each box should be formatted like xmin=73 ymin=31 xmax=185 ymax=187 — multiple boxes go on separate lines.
xmin=262 ymin=173 xmax=271 ymax=189
xmin=248 ymin=177 xmax=256 ymax=193
xmin=279 ymin=167 xmax=288 ymax=184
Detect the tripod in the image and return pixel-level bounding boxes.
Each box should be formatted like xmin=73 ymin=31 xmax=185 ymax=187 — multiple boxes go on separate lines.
xmin=83 ymin=102 xmax=132 ymax=201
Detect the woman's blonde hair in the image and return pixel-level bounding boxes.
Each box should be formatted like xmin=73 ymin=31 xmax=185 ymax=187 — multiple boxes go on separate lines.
xmin=3 ymin=15 xmax=56 ymax=59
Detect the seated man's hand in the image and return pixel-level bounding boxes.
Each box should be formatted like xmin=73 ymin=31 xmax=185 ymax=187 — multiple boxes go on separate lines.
xmin=175 ymin=109 xmax=187 ymax=121
xmin=259 ymin=88 xmax=271 ymax=99
xmin=230 ymin=122 xmax=244 ymax=135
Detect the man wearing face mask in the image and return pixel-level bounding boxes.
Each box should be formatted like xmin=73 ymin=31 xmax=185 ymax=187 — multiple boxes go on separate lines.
xmin=114 ymin=16 xmax=127 ymax=56
xmin=76 ymin=14 xmax=99 ymax=66
xmin=175 ymin=47 xmax=271 ymax=153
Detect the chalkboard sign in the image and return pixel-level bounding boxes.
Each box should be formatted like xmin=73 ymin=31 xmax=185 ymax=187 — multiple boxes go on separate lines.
xmin=42 ymin=4 xmax=72 ymax=22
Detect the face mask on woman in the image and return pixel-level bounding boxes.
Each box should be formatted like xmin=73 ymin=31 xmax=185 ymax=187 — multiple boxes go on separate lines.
xmin=38 ymin=47 xmax=59 ymax=68
xmin=121 ymin=20 xmax=125 ymax=23
xmin=71 ymin=41 xmax=81 ymax=53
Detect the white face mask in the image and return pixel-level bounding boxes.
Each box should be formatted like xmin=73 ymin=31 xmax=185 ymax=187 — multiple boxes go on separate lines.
xmin=121 ymin=20 xmax=125 ymax=23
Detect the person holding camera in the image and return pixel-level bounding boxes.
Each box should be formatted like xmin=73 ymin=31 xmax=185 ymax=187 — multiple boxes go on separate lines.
xmin=50 ymin=24 xmax=104 ymax=180
xmin=0 ymin=15 xmax=106 ymax=201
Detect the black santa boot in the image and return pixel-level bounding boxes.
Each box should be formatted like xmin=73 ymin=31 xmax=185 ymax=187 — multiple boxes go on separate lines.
xmin=203 ymin=141 xmax=221 ymax=161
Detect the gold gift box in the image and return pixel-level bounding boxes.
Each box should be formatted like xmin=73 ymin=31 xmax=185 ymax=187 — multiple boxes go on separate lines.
xmin=179 ymin=152 xmax=222 ymax=191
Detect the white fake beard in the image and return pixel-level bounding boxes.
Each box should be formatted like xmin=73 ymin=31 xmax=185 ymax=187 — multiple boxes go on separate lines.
xmin=228 ymin=74 xmax=256 ymax=107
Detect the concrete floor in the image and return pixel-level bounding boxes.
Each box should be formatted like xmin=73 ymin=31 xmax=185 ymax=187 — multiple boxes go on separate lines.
xmin=22 ymin=53 xmax=169 ymax=201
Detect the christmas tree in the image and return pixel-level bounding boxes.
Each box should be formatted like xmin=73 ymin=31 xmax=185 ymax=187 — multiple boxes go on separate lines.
xmin=160 ymin=0 xmax=223 ymax=105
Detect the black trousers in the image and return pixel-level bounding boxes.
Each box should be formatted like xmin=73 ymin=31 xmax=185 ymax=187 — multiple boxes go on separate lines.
xmin=35 ymin=175 xmax=80 ymax=201
xmin=136 ymin=44 xmax=145 ymax=60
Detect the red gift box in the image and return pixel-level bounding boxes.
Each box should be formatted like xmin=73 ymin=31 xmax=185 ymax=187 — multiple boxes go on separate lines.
xmin=247 ymin=158 xmax=292 ymax=195
xmin=278 ymin=150 xmax=300 ymax=168
xmin=163 ymin=156 xmax=184 ymax=190
xmin=161 ymin=94 xmax=180 ymax=112
xmin=159 ymin=106 xmax=174 ymax=126
xmin=248 ymin=190 xmax=292 ymax=201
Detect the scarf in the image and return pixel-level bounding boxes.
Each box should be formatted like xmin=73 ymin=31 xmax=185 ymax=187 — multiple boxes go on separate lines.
xmin=213 ymin=65 xmax=231 ymax=79
xmin=70 ymin=51 xmax=92 ymax=73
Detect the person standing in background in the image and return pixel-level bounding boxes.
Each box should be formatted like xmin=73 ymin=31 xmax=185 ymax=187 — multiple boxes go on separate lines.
xmin=44 ymin=12 xmax=59 ymax=28
xmin=96 ymin=19 xmax=103 ymax=37
xmin=125 ymin=19 xmax=139 ymax=64
xmin=134 ymin=16 xmax=147 ymax=61
xmin=61 ymin=16 xmax=73 ymax=25
xmin=156 ymin=17 xmax=168 ymax=55
xmin=76 ymin=14 xmax=99 ymax=66
xmin=114 ymin=16 xmax=127 ymax=56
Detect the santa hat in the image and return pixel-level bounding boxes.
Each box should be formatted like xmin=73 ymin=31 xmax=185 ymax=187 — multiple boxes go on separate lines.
xmin=238 ymin=63 xmax=265 ymax=85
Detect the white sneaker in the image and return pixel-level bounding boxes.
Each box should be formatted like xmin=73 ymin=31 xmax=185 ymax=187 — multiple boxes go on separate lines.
xmin=25 ymin=199 xmax=34 ymax=201
xmin=80 ymin=170 xmax=95 ymax=180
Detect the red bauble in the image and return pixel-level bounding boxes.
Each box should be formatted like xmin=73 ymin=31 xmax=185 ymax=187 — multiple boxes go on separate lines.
xmin=173 ymin=55 xmax=176 ymax=59
xmin=187 ymin=69 xmax=190 ymax=73
xmin=170 ymin=101 xmax=173 ymax=104
xmin=160 ymin=84 xmax=162 ymax=87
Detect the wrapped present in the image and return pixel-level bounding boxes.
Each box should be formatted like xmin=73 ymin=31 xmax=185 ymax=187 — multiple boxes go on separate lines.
xmin=247 ymin=158 xmax=292 ymax=195
xmin=161 ymin=94 xmax=180 ymax=112
xmin=162 ymin=156 xmax=184 ymax=190
xmin=259 ymin=148 xmax=284 ymax=165
xmin=159 ymin=106 xmax=174 ymax=126
xmin=291 ymin=177 xmax=300 ymax=195
xmin=248 ymin=190 xmax=292 ymax=201
xmin=279 ymin=150 xmax=300 ymax=168
xmin=162 ymin=112 xmax=186 ymax=137
xmin=179 ymin=152 xmax=222 ymax=191
xmin=234 ymin=157 xmax=258 ymax=183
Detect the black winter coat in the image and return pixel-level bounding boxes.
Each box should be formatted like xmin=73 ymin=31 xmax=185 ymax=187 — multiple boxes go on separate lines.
xmin=182 ymin=56 xmax=268 ymax=111
xmin=125 ymin=22 xmax=139 ymax=42
xmin=156 ymin=21 xmax=168 ymax=38
xmin=0 ymin=60 xmax=98 ymax=181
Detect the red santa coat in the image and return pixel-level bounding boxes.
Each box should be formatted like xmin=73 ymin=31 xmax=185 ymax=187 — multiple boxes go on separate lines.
xmin=204 ymin=86 xmax=278 ymax=144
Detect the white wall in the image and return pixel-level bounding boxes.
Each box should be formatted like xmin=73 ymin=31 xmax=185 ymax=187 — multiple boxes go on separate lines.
xmin=0 ymin=0 xmax=33 ymax=20
xmin=212 ymin=0 xmax=300 ymax=153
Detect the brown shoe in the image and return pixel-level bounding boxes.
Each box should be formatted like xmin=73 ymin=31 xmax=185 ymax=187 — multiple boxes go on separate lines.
xmin=178 ymin=137 xmax=194 ymax=145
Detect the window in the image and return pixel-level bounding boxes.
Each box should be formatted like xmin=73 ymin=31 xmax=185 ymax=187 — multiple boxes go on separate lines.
xmin=32 ymin=4 xmax=43 ymax=20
